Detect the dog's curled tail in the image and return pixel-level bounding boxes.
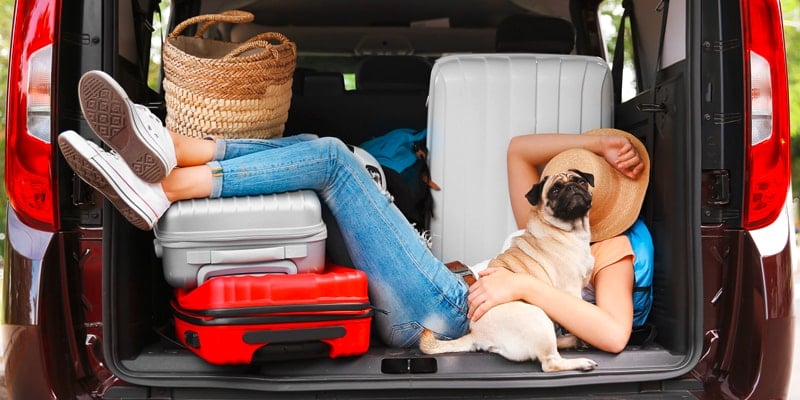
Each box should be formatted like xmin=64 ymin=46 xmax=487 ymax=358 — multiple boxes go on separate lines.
xmin=418 ymin=329 xmax=440 ymax=354
xmin=419 ymin=329 xmax=477 ymax=354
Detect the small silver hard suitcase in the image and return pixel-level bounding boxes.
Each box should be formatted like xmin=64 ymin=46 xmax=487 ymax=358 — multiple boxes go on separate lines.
xmin=153 ymin=191 xmax=327 ymax=289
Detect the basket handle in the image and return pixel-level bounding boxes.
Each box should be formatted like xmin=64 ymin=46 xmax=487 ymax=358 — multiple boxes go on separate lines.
xmin=243 ymin=32 xmax=297 ymax=58
xmin=245 ymin=32 xmax=292 ymax=46
xmin=223 ymin=40 xmax=279 ymax=60
xmin=168 ymin=10 xmax=254 ymax=39
xmin=223 ymin=31 xmax=296 ymax=60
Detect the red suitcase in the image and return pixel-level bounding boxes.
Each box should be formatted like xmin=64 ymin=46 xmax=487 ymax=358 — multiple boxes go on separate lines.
xmin=172 ymin=265 xmax=372 ymax=365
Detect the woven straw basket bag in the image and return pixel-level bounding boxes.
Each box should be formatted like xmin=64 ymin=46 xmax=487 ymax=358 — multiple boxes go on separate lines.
xmin=162 ymin=10 xmax=296 ymax=139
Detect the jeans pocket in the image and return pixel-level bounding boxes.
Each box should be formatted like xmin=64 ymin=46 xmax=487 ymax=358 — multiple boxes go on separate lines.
xmin=389 ymin=321 xmax=425 ymax=348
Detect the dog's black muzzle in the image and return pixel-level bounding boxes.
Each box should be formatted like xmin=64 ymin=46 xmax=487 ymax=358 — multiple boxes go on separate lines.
xmin=551 ymin=182 xmax=592 ymax=221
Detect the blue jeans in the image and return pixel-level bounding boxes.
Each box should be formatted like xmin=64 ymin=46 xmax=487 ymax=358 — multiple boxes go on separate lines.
xmin=206 ymin=135 xmax=470 ymax=347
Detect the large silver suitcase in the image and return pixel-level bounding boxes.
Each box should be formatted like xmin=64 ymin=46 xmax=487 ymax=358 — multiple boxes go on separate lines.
xmin=153 ymin=191 xmax=327 ymax=289
xmin=426 ymin=54 xmax=613 ymax=265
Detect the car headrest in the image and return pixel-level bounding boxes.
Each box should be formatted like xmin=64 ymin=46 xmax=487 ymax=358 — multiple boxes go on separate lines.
xmin=356 ymin=56 xmax=432 ymax=92
xmin=302 ymin=72 xmax=346 ymax=96
xmin=495 ymin=15 xmax=575 ymax=54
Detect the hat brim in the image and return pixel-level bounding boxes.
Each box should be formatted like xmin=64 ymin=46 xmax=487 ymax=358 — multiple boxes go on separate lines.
xmin=541 ymin=128 xmax=650 ymax=242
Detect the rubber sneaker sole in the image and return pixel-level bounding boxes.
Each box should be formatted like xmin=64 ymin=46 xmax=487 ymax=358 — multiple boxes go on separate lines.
xmin=78 ymin=71 xmax=169 ymax=183
xmin=58 ymin=134 xmax=156 ymax=230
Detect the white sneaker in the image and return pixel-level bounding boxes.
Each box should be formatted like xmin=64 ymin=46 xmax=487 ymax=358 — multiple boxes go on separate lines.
xmin=58 ymin=130 xmax=171 ymax=230
xmin=78 ymin=70 xmax=177 ymax=183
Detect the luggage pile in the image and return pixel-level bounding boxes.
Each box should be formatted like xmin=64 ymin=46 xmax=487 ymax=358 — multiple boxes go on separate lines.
xmin=153 ymin=191 xmax=372 ymax=364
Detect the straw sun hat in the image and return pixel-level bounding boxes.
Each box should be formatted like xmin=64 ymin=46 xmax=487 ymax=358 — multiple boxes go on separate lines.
xmin=540 ymin=128 xmax=650 ymax=242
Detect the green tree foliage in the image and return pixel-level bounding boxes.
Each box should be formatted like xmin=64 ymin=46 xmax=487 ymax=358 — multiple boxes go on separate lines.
xmin=784 ymin=0 xmax=800 ymax=135
xmin=0 ymin=0 xmax=13 ymax=239
xmin=0 ymin=1 xmax=10 ymax=132
xmin=784 ymin=0 xmax=800 ymax=199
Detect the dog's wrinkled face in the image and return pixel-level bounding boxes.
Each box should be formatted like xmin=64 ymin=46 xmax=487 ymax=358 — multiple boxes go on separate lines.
xmin=526 ymin=169 xmax=594 ymax=221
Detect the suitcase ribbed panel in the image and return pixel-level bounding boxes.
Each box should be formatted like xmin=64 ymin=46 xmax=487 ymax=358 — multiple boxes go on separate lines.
xmin=154 ymin=191 xmax=328 ymax=289
xmin=426 ymin=54 xmax=613 ymax=265
xmin=154 ymin=191 xmax=324 ymax=240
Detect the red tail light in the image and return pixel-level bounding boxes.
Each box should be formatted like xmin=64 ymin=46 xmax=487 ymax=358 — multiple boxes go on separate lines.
xmin=5 ymin=0 xmax=60 ymax=231
xmin=741 ymin=0 xmax=791 ymax=230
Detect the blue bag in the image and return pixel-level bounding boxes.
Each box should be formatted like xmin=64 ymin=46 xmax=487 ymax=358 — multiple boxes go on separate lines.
xmin=626 ymin=219 xmax=654 ymax=328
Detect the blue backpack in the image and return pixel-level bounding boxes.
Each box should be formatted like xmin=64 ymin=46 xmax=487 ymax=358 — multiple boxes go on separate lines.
xmin=625 ymin=219 xmax=654 ymax=328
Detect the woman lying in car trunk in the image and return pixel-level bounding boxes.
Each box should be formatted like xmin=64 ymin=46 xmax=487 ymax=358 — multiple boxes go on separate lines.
xmin=59 ymin=70 xmax=651 ymax=353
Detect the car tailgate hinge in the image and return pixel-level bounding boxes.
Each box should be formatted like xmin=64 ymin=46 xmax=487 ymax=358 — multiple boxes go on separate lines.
xmin=701 ymin=170 xmax=733 ymax=223
xmin=703 ymin=170 xmax=730 ymax=206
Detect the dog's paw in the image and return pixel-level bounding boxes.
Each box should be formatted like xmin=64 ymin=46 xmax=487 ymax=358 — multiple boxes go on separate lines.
xmin=575 ymin=357 xmax=598 ymax=371
xmin=541 ymin=356 xmax=598 ymax=372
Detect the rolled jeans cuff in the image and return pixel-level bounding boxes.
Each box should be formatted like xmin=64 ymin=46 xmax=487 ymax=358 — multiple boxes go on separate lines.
xmin=207 ymin=161 xmax=223 ymax=198
xmin=212 ymin=138 xmax=227 ymax=161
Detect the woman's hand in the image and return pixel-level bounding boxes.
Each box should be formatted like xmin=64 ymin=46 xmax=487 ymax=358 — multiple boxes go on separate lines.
xmin=599 ymin=135 xmax=645 ymax=179
xmin=467 ymin=267 xmax=532 ymax=322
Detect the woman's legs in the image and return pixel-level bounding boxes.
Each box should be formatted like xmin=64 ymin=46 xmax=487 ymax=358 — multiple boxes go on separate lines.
xmin=206 ymin=137 xmax=470 ymax=347
xmin=66 ymin=69 xmax=469 ymax=346
xmin=63 ymin=127 xmax=469 ymax=346
xmin=170 ymin=131 xmax=320 ymax=167
xmin=162 ymin=133 xmax=320 ymax=202
xmin=171 ymin=132 xmax=215 ymax=167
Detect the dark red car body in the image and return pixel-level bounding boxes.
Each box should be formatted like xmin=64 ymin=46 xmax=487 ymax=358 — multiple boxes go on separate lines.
xmin=2 ymin=0 xmax=794 ymax=398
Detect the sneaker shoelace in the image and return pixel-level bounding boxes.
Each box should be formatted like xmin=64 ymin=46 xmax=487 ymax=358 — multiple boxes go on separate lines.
xmin=86 ymin=139 xmax=108 ymax=154
xmin=87 ymin=140 xmax=125 ymax=164
xmin=133 ymin=103 xmax=164 ymax=135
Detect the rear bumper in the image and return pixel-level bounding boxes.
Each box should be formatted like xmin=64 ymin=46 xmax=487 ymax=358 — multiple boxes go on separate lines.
xmin=723 ymin=231 xmax=794 ymax=399
xmin=2 ymin=206 xmax=98 ymax=399
xmin=3 ymin=206 xmax=59 ymax=399
xmin=705 ymin=197 xmax=795 ymax=399
xmin=1 ymin=324 xmax=57 ymax=400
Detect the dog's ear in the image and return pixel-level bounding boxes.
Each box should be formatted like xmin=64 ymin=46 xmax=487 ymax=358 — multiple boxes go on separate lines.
xmin=569 ymin=169 xmax=595 ymax=187
xmin=526 ymin=176 xmax=548 ymax=206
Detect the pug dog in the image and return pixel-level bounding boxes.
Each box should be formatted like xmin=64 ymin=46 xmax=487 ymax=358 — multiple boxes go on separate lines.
xmin=419 ymin=169 xmax=598 ymax=372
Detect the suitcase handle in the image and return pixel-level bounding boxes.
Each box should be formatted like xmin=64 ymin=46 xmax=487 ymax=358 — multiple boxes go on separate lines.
xmin=196 ymin=261 xmax=298 ymax=285
xmin=243 ymin=326 xmax=347 ymax=344
xmin=251 ymin=342 xmax=331 ymax=362
xmin=186 ymin=244 xmax=308 ymax=265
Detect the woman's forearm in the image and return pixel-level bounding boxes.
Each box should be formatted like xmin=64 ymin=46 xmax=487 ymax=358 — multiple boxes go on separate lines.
xmin=518 ymin=276 xmax=632 ymax=353
xmin=507 ymin=134 xmax=607 ymax=168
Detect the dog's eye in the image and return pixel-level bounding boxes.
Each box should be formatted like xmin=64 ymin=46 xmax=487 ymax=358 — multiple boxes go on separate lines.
xmin=569 ymin=176 xmax=589 ymax=187
xmin=550 ymin=182 xmax=563 ymax=195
